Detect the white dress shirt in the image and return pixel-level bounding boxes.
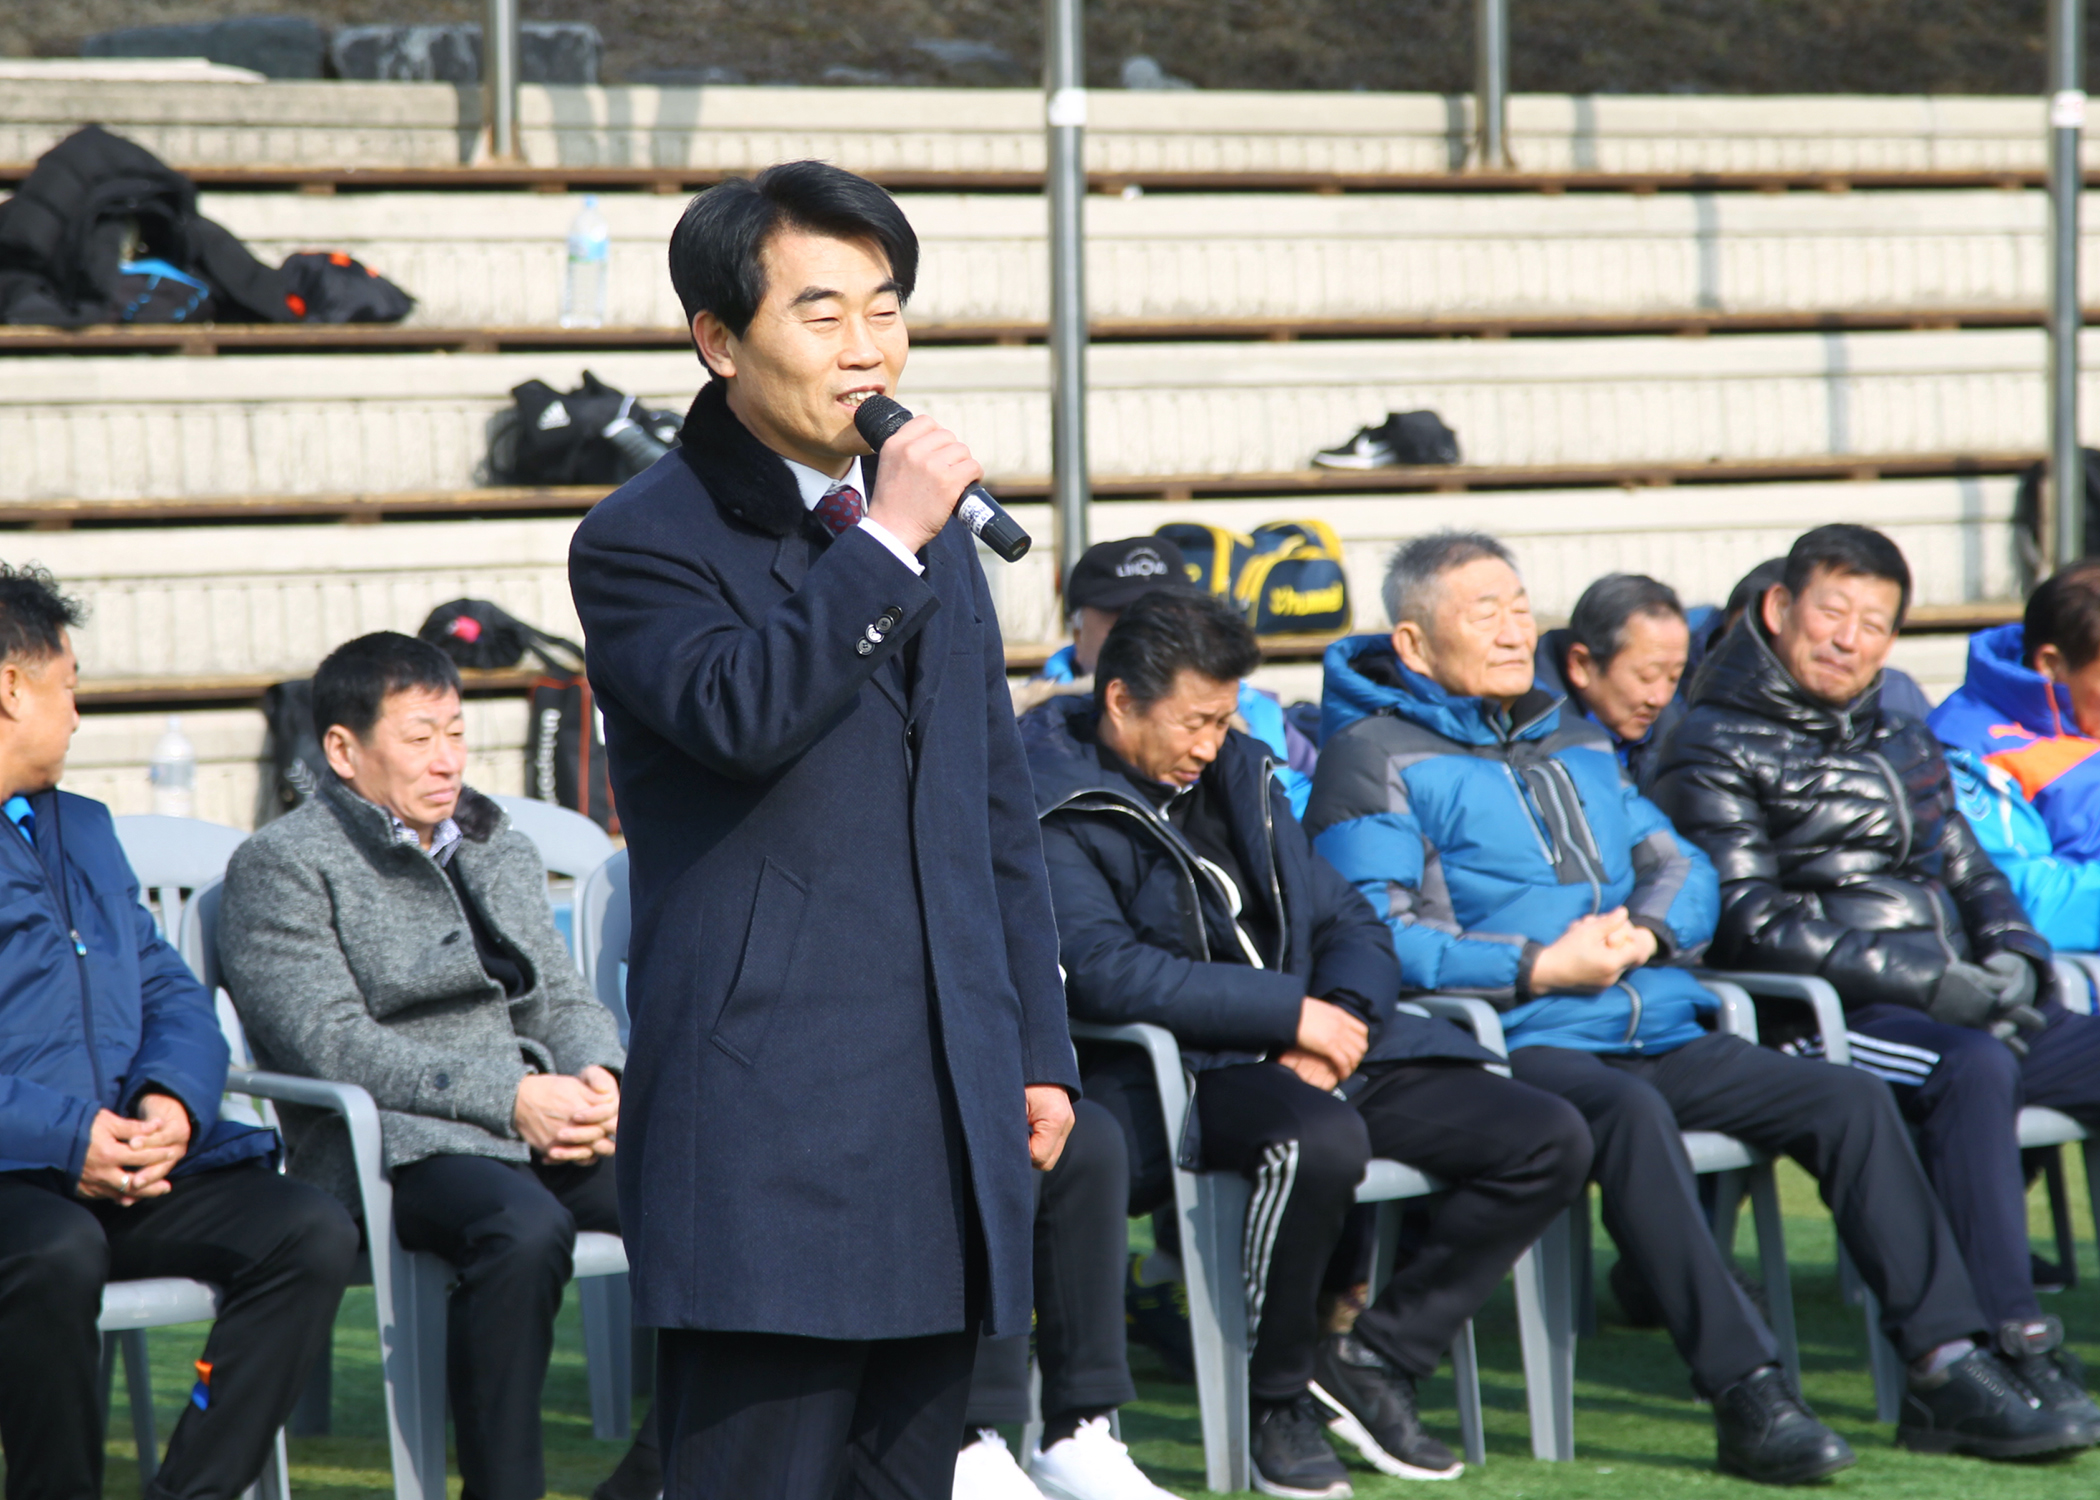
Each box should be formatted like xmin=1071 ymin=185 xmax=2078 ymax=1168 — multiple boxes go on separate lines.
xmin=780 ymin=454 xmax=925 ymax=576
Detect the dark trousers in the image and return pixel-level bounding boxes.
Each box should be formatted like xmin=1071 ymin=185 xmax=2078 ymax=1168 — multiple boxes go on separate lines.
xmin=1348 ymin=1061 xmax=1593 ymax=1379
xmin=657 ymin=1327 xmax=978 ymax=1499
xmin=391 ymin=1153 xmax=620 ymax=1500
xmin=1849 ymin=1002 xmax=2100 ymax=1329
xmin=966 ymin=1098 xmax=1138 ymax=1428
xmin=0 ymin=1161 xmax=356 ymax=1500
xmin=1088 ymin=1054 xmax=1589 ymax=1403
xmin=1511 ymin=1032 xmax=1986 ymax=1397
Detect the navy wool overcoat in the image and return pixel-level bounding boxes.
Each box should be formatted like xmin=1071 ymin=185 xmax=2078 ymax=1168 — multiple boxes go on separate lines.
xmin=567 ymin=381 xmax=1078 ymax=1341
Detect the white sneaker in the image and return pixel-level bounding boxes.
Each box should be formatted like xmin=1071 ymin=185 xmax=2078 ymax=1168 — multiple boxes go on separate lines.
xmin=955 ymin=1428 xmax=1048 ymax=1500
xmin=1029 ymin=1416 xmax=1180 ymax=1500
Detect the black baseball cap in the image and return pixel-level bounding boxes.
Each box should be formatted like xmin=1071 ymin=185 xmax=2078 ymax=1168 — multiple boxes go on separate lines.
xmin=1066 ymin=536 xmax=1192 ymax=613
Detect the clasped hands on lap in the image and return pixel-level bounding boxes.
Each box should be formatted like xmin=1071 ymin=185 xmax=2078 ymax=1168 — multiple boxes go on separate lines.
xmin=1530 ymin=907 xmax=1658 ymax=994
xmin=514 ymin=1064 xmax=621 ymax=1163
xmin=78 ymin=1091 xmax=191 ymax=1204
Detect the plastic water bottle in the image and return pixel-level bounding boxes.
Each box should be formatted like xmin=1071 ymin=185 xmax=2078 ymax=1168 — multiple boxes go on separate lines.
xmin=561 ymin=195 xmax=610 ymax=328
xmin=149 ymin=716 xmax=195 ymax=819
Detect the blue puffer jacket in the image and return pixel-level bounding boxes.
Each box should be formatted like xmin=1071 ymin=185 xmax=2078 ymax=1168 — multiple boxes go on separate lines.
xmin=0 ymin=788 xmax=272 ymax=1182
xmin=1307 ymin=636 xmax=1721 ymax=1055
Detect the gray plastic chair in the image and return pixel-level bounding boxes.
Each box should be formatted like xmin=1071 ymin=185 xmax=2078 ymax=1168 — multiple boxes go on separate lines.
xmin=1740 ymin=961 xmax=2100 ymax=1423
xmin=1071 ymin=994 xmax=1558 ymax=1491
xmin=100 ymin=815 xmax=287 ymax=1500
xmin=491 ymin=794 xmax=616 ymax=880
xmin=573 ymin=848 xmax=632 ymax=1045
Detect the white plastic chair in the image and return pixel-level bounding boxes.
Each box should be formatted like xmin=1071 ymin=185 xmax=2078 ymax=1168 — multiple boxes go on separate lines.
xmin=1071 ymin=994 xmax=1562 ymax=1491
xmin=490 ymin=794 xmax=615 ymax=880
xmin=99 ymin=815 xmax=288 ymax=1500
xmin=573 ymin=848 xmax=632 ymax=1045
xmin=1699 ymin=965 xmax=2100 ymax=1424
xmin=191 ymin=880 xmax=636 ymax=1500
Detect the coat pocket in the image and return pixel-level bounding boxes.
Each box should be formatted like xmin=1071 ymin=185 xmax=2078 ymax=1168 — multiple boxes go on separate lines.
xmin=711 ymin=857 xmax=810 ymax=1066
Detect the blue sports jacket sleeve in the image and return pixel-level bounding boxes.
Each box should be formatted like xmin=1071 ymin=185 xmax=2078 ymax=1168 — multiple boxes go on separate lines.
xmin=1620 ymin=779 xmax=1719 ymax=959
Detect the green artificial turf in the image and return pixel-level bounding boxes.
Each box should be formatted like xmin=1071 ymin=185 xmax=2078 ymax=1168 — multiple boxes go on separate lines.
xmin=39 ymin=1152 xmax=2100 ymax=1498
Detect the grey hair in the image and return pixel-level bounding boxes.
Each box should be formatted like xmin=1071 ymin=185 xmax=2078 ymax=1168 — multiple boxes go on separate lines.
xmin=1381 ymin=530 xmax=1516 ymax=629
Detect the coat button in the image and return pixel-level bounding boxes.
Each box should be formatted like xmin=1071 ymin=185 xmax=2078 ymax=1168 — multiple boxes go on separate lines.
xmin=434 ymin=1072 xmax=450 ymax=1090
xmin=856 ymin=638 xmax=874 ymax=656
xmin=877 ymin=608 xmax=902 ymax=631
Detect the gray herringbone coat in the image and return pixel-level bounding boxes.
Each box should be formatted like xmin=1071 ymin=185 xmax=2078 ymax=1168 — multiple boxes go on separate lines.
xmin=217 ymin=779 xmax=624 ymax=1210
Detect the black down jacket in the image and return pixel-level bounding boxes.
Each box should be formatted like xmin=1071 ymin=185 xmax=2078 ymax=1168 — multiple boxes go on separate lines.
xmin=1648 ymin=615 xmax=2047 ymax=1013
xmin=1023 ymin=695 xmax=1494 ymax=1078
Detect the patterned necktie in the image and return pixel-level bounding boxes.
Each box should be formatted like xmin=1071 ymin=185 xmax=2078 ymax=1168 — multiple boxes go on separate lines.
xmin=812 ymin=484 xmax=864 ymax=538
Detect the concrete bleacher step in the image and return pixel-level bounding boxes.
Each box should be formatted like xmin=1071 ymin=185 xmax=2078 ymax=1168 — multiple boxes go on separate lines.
xmin=0 ymin=331 xmax=2078 ymax=501
xmin=18 ymin=475 xmax=2016 ymax=690
xmin=6 ymin=82 xmax=2100 ymax=179
xmin=144 ymin=187 xmax=2100 ymax=335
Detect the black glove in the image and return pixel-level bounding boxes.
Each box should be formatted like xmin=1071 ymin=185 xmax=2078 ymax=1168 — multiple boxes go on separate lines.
xmin=1927 ymin=961 xmax=2000 ymax=1029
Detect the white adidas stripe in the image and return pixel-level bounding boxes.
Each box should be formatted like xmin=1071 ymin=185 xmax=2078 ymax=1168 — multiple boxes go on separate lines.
xmin=1243 ymin=1140 xmax=1300 ymax=1345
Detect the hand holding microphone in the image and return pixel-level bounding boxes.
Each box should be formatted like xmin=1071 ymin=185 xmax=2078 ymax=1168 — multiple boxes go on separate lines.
xmin=853 ymin=394 xmax=1032 ymax=562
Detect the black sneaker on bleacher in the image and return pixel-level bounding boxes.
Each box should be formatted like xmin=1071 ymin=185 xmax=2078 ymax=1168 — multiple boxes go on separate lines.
xmin=1309 ymin=1331 xmax=1462 ymax=1480
xmin=1251 ymin=1393 xmax=1352 ymax=1499
xmin=1898 ymin=1345 xmax=2091 ymax=1458
xmin=1311 ymin=421 xmax=1398 ymax=471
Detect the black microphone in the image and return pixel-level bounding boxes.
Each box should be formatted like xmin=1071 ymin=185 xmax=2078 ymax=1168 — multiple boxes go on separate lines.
xmin=851 ymin=394 xmax=1032 ymax=563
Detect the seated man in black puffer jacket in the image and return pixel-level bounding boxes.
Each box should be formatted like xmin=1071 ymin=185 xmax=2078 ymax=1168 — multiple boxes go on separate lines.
xmin=1651 ymin=523 xmax=2100 ymax=1449
xmin=1027 ymin=590 xmax=1592 ymax=1499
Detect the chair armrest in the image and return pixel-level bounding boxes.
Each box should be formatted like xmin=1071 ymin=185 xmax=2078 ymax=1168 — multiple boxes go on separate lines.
xmin=1700 ymin=980 xmax=1759 ymax=1044
xmin=2054 ymin=955 xmax=2100 ymax=1017
xmin=1695 ymin=970 xmax=1848 ymax=1064
xmin=226 ymin=1068 xmax=391 ymax=1225
xmin=1069 ymin=1020 xmax=1192 ymax=1142
xmin=1404 ymin=995 xmax=1510 ymax=1062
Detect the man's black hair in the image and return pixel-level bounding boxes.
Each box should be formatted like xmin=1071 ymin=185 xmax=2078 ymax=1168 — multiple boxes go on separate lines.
xmin=1095 ymin=590 xmax=1261 ymax=713
xmin=1780 ymin=524 xmax=1912 ymax=625
xmin=0 ymin=563 xmax=83 ymax=665
xmin=312 ymin=631 xmax=463 ymax=742
xmin=668 ymin=160 xmax=918 ymax=370
xmin=1569 ymin=573 xmax=1685 ymax=669
xmin=1724 ymin=557 xmax=1788 ymax=630
xmin=2023 ymin=559 xmax=2100 ymax=671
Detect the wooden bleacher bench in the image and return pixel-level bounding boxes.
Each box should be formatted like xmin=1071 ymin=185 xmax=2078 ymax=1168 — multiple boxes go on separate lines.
xmin=0 ymin=308 xmax=2071 ymax=359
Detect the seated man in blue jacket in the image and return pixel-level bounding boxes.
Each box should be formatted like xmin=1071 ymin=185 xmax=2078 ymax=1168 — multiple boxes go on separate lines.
xmin=1308 ymin=530 xmax=2067 ymax=1480
xmin=0 ymin=564 xmax=357 ymax=1500
xmin=1033 ymin=589 xmax=1592 ymax=1499
xmin=1929 ymin=560 xmax=2100 ymax=950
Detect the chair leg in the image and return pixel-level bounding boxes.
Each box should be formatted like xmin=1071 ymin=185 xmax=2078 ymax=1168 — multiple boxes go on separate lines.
xmin=387 ymin=1246 xmax=453 ymax=1500
xmin=1184 ymin=1169 xmax=1252 ymax=1493
xmin=1366 ymin=1201 xmax=1401 ymax=1301
xmin=1022 ymin=1355 xmax=1045 ymax=1461
xmin=1574 ymin=1188 xmax=1597 ymax=1339
xmin=579 ymin=1271 xmax=635 ymax=1441
xmin=239 ymin=1428 xmax=292 ymax=1500
xmin=2043 ymin=1146 xmax=2078 ymax=1291
xmin=1513 ymin=1208 xmax=1575 ymax=1461
xmin=1745 ymin=1163 xmax=1798 ymax=1388
xmin=120 ymin=1328 xmax=159 ymax=1489
xmin=1451 ymin=1318 xmax=1487 ymax=1467
xmin=1844 ymin=1243 xmax=1906 ymax=1425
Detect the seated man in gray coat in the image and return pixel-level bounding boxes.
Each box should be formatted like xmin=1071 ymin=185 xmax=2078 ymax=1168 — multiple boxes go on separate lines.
xmin=219 ymin=631 xmax=654 ymax=1500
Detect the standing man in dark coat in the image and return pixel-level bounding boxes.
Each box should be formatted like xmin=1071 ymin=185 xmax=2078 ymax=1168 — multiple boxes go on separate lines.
xmin=567 ymin=160 xmax=1079 ymax=1497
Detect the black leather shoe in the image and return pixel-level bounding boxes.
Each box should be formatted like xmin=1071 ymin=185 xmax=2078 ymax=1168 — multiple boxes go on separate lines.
xmin=1310 ymin=1332 xmax=1462 ymax=1480
xmin=1898 ymin=1346 xmax=2091 ymax=1458
xmin=1714 ymin=1364 xmax=1856 ymax=1484
xmin=1998 ymin=1318 xmax=2100 ymax=1447
xmin=1251 ymin=1393 xmax=1352 ymax=1499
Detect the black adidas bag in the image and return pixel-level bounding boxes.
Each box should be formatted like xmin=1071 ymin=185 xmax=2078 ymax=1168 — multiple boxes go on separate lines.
xmin=417 ymin=600 xmax=618 ymax=832
xmin=280 ymin=251 xmax=414 ymax=324
xmin=1152 ymin=522 xmax=1252 ymax=596
xmin=484 ymin=372 xmax=682 ymax=487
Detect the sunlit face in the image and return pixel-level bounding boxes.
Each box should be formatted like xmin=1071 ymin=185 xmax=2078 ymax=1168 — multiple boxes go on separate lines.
xmin=2033 ymin=642 xmax=2100 ymax=737
xmin=0 ymin=633 xmax=79 ymax=797
xmin=1566 ymin=611 xmax=1691 ymax=743
xmin=695 ymin=226 xmax=908 ymax=478
xmin=1392 ymin=557 xmax=1538 ymax=705
xmin=1097 ymin=669 xmax=1241 ymax=787
xmin=323 ymin=686 xmax=467 ymax=842
xmin=1764 ymin=567 xmax=1903 ymax=708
